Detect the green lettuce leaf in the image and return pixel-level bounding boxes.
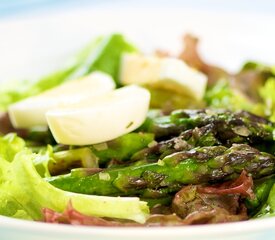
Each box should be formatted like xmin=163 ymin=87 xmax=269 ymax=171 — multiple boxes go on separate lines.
xmin=0 ymin=34 xmax=137 ymax=111
xmin=204 ymin=81 xmax=265 ymax=116
xmin=0 ymin=133 xmax=25 ymax=161
xmin=242 ymin=61 xmax=275 ymax=75
xmin=33 ymin=133 xmax=154 ymax=177
xmin=48 ymin=147 xmax=99 ymax=177
xmin=255 ymin=181 xmax=275 ymax=219
xmin=260 ymin=78 xmax=275 ymax=122
xmin=245 ymin=175 xmax=275 ymax=216
xmin=0 ymin=135 xmax=149 ymax=223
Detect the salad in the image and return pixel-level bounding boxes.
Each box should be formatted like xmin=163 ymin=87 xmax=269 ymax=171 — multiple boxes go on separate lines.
xmin=0 ymin=33 xmax=275 ymax=226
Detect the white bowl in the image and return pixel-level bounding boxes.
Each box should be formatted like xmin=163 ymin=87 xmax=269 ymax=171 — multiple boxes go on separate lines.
xmin=0 ymin=214 xmax=275 ymax=240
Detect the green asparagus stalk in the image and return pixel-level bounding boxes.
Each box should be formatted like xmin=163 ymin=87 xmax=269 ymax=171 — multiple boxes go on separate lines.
xmin=245 ymin=175 xmax=275 ymax=215
xmin=90 ymin=132 xmax=154 ymax=165
xmin=132 ymin=124 xmax=219 ymax=162
xmin=47 ymin=144 xmax=275 ymax=198
xmin=140 ymin=109 xmax=274 ymax=147
xmin=50 ymin=148 xmax=99 ymax=175
xmin=34 ymin=132 xmax=154 ymax=176
xmin=33 ymin=146 xmax=99 ymax=177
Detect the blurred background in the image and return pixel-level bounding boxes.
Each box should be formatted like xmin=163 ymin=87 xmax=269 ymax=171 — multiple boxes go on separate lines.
xmin=1 ymin=0 xmax=275 ymax=17
xmin=0 ymin=0 xmax=275 ymax=82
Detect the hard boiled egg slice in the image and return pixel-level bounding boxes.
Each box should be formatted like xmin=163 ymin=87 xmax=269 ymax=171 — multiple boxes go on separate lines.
xmin=8 ymin=72 xmax=115 ymax=128
xmin=46 ymin=85 xmax=150 ymax=145
xmin=120 ymin=54 xmax=207 ymax=100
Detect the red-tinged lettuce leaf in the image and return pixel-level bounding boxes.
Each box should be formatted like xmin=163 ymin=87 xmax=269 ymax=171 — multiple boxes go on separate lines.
xmin=145 ymin=214 xmax=186 ymax=226
xmin=43 ymin=201 xmax=126 ymax=227
xmin=183 ymin=205 xmax=247 ymax=225
xmin=198 ymin=170 xmax=255 ymax=199
xmin=43 ymin=197 xmax=248 ymax=227
xmin=179 ymin=34 xmax=229 ymax=87
xmin=43 ymin=201 xmax=188 ymax=227
xmin=171 ymin=173 xmax=251 ymax=224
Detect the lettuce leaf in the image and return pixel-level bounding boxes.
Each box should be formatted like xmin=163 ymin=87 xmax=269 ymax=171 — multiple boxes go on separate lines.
xmin=0 ymin=34 xmax=137 ymax=111
xmin=0 ymin=135 xmax=149 ymax=223
xmin=260 ymin=78 xmax=275 ymax=122
xmin=255 ymin=182 xmax=275 ymax=218
xmin=0 ymin=134 xmax=25 ymax=161
xmin=32 ymin=133 xmax=154 ymax=177
xmin=245 ymin=175 xmax=275 ymax=216
xmin=204 ymin=81 xmax=265 ymax=116
xmin=242 ymin=61 xmax=275 ymax=75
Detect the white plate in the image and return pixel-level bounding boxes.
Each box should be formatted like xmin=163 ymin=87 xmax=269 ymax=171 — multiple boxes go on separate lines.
xmin=0 ymin=6 xmax=275 ymax=240
xmin=0 ymin=214 xmax=275 ymax=240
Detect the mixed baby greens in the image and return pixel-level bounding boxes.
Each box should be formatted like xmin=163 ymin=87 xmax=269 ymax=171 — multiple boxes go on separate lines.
xmin=0 ymin=33 xmax=275 ymax=226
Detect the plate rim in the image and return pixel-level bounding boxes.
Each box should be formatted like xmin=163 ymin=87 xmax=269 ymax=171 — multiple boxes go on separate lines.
xmin=0 ymin=214 xmax=274 ymax=237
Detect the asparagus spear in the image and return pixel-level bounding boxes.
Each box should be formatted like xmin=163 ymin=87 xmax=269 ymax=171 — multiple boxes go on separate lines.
xmin=245 ymin=175 xmax=275 ymax=215
xmin=134 ymin=109 xmax=275 ymax=161
xmin=90 ymin=132 xmax=154 ymax=165
xmin=48 ymin=144 xmax=275 ymax=198
xmin=131 ymin=124 xmax=219 ymax=162
xmin=140 ymin=109 xmax=274 ymax=146
xmin=34 ymin=132 xmax=154 ymax=176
